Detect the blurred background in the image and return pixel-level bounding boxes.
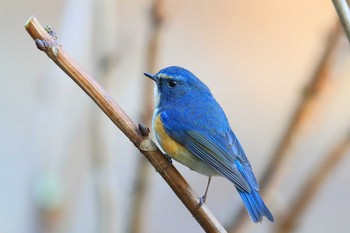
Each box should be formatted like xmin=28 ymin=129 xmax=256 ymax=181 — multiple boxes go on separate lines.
xmin=1 ymin=0 xmax=350 ymax=233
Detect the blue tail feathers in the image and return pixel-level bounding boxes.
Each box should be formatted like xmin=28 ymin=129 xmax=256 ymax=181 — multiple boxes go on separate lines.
xmin=238 ymin=188 xmax=274 ymax=223
xmin=233 ymin=160 xmax=273 ymax=223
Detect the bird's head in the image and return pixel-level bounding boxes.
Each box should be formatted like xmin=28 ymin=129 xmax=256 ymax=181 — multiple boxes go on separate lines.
xmin=144 ymin=66 xmax=211 ymax=108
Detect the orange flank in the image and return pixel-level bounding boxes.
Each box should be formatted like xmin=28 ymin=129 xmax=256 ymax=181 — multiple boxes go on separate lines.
xmin=154 ymin=114 xmax=186 ymax=157
xmin=153 ymin=114 xmax=217 ymax=176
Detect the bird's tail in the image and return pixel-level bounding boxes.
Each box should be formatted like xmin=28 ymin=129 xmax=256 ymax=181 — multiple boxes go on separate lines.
xmin=238 ymin=188 xmax=274 ymax=223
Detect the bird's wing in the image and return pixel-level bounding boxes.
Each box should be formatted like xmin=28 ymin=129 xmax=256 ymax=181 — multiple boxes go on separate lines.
xmin=185 ymin=130 xmax=250 ymax=192
xmin=160 ymin=110 xmax=254 ymax=192
xmin=226 ymin=130 xmax=259 ymax=191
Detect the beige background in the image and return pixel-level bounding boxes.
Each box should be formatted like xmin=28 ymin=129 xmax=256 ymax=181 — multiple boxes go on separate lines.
xmin=1 ymin=0 xmax=349 ymax=233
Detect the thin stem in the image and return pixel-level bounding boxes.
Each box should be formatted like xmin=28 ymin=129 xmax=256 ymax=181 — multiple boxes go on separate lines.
xmin=332 ymin=0 xmax=350 ymax=43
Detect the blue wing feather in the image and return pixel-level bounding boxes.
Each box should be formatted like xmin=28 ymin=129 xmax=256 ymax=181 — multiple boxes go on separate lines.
xmin=227 ymin=131 xmax=259 ymax=190
xmin=185 ymin=130 xmax=250 ymax=192
xmin=159 ymin=105 xmax=273 ymax=222
xmin=160 ymin=108 xmax=252 ymax=192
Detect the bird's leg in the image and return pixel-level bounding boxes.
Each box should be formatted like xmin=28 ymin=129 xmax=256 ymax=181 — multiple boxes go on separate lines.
xmin=199 ymin=176 xmax=212 ymax=206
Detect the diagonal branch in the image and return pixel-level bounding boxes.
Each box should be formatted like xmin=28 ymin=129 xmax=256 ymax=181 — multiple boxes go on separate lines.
xmin=275 ymin=131 xmax=350 ymax=233
xmin=259 ymin=22 xmax=341 ymax=194
xmin=228 ymin=22 xmax=341 ymax=233
xmin=24 ymin=16 xmax=227 ymax=233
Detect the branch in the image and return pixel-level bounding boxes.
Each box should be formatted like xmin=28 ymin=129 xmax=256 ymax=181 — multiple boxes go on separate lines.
xmin=332 ymin=0 xmax=350 ymax=43
xmin=228 ymin=22 xmax=341 ymax=233
xmin=275 ymin=132 xmax=350 ymax=233
xmin=24 ymin=16 xmax=226 ymax=233
xmin=260 ymin=22 xmax=341 ymax=193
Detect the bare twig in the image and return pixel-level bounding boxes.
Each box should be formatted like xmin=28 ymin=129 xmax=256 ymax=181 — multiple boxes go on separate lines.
xmin=25 ymin=16 xmax=227 ymax=233
xmin=275 ymin=132 xmax=350 ymax=233
xmin=332 ymin=0 xmax=350 ymax=43
xmin=228 ymin=23 xmax=341 ymax=233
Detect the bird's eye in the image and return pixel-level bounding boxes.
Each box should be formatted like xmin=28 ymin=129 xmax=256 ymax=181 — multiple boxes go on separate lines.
xmin=167 ymin=79 xmax=178 ymax=88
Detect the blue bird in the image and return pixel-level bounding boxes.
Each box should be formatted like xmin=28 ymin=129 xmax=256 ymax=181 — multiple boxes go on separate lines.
xmin=144 ymin=66 xmax=274 ymax=223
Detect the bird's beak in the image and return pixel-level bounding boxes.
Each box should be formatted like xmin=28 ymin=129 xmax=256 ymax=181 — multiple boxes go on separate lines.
xmin=143 ymin=72 xmax=159 ymax=84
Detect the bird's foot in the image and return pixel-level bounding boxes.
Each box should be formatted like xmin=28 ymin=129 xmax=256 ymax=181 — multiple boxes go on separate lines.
xmin=198 ymin=195 xmax=207 ymax=207
xmin=164 ymin=153 xmax=173 ymax=165
xmin=164 ymin=154 xmax=173 ymax=165
xmin=156 ymin=153 xmax=172 ymax=173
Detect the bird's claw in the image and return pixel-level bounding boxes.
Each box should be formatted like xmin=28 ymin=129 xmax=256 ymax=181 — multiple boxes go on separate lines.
xmin=156 ymin=153 xmax=173 ymax=173
xmin=164 ymin=153 xmax=173 ymax=165
xmin=198 ymin=195 xmax=206 ymax=207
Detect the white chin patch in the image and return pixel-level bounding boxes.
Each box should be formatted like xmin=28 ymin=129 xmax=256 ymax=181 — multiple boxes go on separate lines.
xmin=154 ymin=84 xmax=160 ymax=108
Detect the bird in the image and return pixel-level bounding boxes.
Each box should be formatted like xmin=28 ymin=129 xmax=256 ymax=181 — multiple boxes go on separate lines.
xmin=144 ymin=66 xmax=274 ymax=223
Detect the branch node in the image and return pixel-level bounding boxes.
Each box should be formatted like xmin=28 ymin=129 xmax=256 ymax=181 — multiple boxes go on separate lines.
xmin=34 ymin=38 xmax=59 ymax=60
xmin=138 ymin=123 xmax=150 ymax=137
xmin=139 ymin=138 xmax=157 ymax=152
xmin=45 ymin=25 xmax=58 ymax=40
xmin=35 ymin=39 xmax=48 ymax=51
